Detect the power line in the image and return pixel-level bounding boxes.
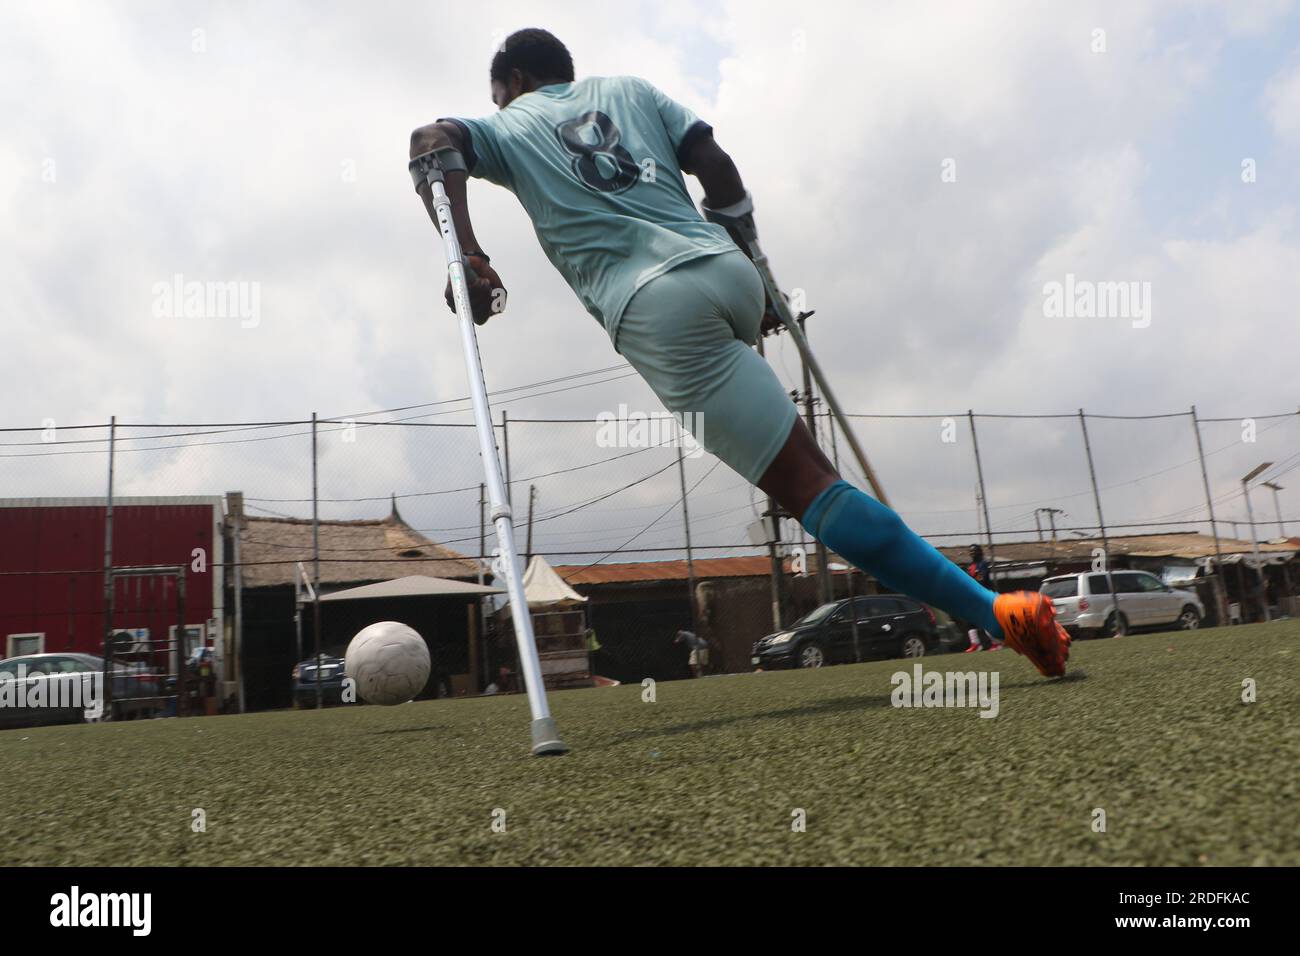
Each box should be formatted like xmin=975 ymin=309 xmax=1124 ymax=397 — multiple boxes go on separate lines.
xmin=0 ymin=363 xmax=638 ymax=450
xmin=558 ymin=459 xmax=724 ymax=580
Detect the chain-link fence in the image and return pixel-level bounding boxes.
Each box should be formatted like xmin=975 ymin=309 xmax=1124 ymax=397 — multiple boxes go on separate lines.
xmin=2 ymin=388 xmax=1298 ymax=711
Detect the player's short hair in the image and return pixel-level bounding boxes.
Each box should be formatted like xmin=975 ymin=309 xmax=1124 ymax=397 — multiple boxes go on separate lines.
xmin=490 ymin=28 xmax=575 ymax=85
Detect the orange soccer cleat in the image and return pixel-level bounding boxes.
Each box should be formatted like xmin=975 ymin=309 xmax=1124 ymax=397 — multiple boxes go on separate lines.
xmin=993 ymin=592 xmax=1071 ymax=678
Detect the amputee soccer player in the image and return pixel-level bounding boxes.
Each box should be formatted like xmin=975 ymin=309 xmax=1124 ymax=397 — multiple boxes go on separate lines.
xmin=410 ymin=29 xmax=1070 ymax=677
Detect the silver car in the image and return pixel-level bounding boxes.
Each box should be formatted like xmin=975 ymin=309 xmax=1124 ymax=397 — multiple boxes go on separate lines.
xmin=1041 ymin=570 xmax=1205 ymax=638
xmin=0 ymin=653 xmax=165 ymax=728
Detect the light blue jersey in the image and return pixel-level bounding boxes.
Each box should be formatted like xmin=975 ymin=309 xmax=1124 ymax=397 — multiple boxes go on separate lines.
xmin=444 ymin=76 xmax=737 ymax=340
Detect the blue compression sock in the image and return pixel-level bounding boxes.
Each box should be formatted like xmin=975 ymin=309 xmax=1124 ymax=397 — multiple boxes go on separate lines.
xmin=800 ymin=481 xmax=1003 ymax=639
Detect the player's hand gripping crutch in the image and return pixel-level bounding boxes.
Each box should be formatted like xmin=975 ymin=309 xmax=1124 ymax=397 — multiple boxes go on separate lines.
xmin=702 ymin=194 xmax=891 ymax=508
xmin=409 ymin=147 xmax=568 ymax=756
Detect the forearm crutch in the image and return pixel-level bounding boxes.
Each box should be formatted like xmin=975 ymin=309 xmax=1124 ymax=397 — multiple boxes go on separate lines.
xmin=410 ymin=148 xmax=567 ymax=756
xmin=705 ymin=200 xmax=891 ymax=508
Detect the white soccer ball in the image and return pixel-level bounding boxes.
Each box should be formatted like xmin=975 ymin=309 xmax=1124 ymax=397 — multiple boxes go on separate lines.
xmin=345 ymin=621 xmax=431 ymax=706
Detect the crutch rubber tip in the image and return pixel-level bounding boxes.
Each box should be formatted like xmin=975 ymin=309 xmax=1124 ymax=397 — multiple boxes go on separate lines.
xmin=530 ymin=717 xmax=569 ymax=756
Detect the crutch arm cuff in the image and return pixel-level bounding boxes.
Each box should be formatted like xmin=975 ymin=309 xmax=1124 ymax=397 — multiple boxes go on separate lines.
xmin=701 ymin=190 xmax=753 ymax=220
xmin=408 ymin=145 xmax=469 ymax=191
xmin=701 ymin=191 xmax=758 ymax=245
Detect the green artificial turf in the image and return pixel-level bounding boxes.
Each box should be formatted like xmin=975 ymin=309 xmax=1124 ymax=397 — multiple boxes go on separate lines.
xmin=1 ymin=621 xmax=1296 ymax=866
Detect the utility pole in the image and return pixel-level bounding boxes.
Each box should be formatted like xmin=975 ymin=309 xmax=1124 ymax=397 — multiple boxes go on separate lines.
xmin=1262 ymin=481 xmax=1293 ymax=610
xmin=756 ymin=334 xmax=785 ymax=630
xmin=827 ymin=409 xmax=841 ymax=472
xmin=1044 ymin=508 xmax=1063 ymax=564
xmin=765 ymin=506 xmax=784 ymax=631
xmin=1241 ymin=463 xmax=1272 ymax=622
xmin=1043 ymin=508 xmax=1062 ymax=543
xmin=1262 ymin=481 xmax=1286 ymax=537
xmin=1033 ymin=507 xmax=1064 ymax=544
xmin=796 ymin=311 xmax=832 ymax=604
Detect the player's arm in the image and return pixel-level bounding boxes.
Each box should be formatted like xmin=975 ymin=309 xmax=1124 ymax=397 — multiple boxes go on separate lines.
xmin=684 ymin=134 xmax=747 ymax=211
xmin=410 ymin=122 xmax=483 ymax=249
xmin=409 ymin=120 xmax=506 ymax=322
xmin=685 ymin=133 xmax=784 ymax=334
xmin=686 ymin=132 xmax=761 ymax=258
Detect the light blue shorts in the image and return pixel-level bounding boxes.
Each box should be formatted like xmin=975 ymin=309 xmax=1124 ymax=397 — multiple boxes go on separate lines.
xmin=613 ymin=250 xmax=799 ymax=484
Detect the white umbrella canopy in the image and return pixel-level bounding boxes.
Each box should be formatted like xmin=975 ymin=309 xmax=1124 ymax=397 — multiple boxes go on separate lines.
xmin=520 ymin=556 xmax=588 ymax=607
xmin=318 ymin=575 xmax=503 ymax=602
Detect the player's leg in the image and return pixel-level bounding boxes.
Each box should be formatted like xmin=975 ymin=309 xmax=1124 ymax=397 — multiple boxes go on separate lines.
xmin=756 ymin=415 xmax=1007 ymax=642
xmin=758 ymin=393 xmax=1067 ymax=676
xmin=613 ymin=251 xmax=800 ymax=492
xmin=615 ymin=251 xmax=1068 ymax=676
xmin=616 ymin=251 xmax=999 ymax=633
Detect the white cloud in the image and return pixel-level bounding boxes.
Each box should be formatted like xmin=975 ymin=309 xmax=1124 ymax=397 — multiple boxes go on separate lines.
xmin=2 ymin=0 xmax=1297 ymax=551
xmin=1265 ymin=55 xmax=1300 ymax=142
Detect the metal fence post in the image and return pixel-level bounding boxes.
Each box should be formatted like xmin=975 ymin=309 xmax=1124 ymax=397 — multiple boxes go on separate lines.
xmin=1079 ymin=409 xmax=1123 ymax=633
xmin=967 ymin=411 xmax=998 ymax=585
xmin=501 ymin=410 xmax=513 ymax=507
xmin=1189 ymin=406 xmax=1230 ymax=625
xmin=101 ymin=416 xmax=116 ymax=716
xmin=311 ymin=412 xmax=322 ymax=709
xmin=176 ymin=568 xmax=188 ymax=716
xmin=676 ymin=441 xmax=698 ymax=632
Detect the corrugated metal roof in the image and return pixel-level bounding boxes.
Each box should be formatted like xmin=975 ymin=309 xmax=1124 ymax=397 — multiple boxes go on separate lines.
xmin=554 ymin=554 xmax=852 ymax=585
xmin=0 ymin=496 xmax=225 ymax=508
xmin=556 ymin=556 xmax=775 ymax=585
xmin=936 ymin=532 xmax=1296 ymax=564
xmin=555 ymin=532 xmax=1297 ymax=586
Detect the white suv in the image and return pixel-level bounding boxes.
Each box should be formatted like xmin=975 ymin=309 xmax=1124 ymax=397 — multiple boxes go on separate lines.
xmin=1040 ymin=570 xmax=1205 ymax=638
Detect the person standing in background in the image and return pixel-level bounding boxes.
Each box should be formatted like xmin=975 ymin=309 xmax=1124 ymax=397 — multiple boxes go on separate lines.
xmin=963 ymin=545 xmax=1002 ymax=651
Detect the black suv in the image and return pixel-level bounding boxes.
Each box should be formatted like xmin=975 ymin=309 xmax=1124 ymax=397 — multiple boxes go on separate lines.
xmin=752 ymin=595 xmax=943 ymax=669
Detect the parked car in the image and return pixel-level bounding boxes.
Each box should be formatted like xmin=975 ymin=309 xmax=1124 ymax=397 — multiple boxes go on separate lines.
xmin=0 ymin=652 xmax=164 ymax=728
xmin=291 ymin=652 xmax=456 ymax=708
xmin=752 ymin=595 xmax=944 ymax=669
xmin=291 ymin=654 xmax=348 ymax=708
xmin=1041 ymin=570 xmax=1205 ymax=638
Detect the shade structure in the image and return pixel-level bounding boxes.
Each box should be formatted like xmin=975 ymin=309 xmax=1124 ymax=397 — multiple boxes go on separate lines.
xmin=318 ymin=574 xmax=503 ymax=602
xmin=520 ymin=555 xmax=588 ymax=608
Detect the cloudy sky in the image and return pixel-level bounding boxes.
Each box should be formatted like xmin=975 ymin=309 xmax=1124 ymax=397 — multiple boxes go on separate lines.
xmin=2 ymin=0 xmax=1298 ymax=566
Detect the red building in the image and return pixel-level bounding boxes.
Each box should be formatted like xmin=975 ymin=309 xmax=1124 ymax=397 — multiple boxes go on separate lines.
xmin=0 ymin=497 xmax=225 ymax=663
